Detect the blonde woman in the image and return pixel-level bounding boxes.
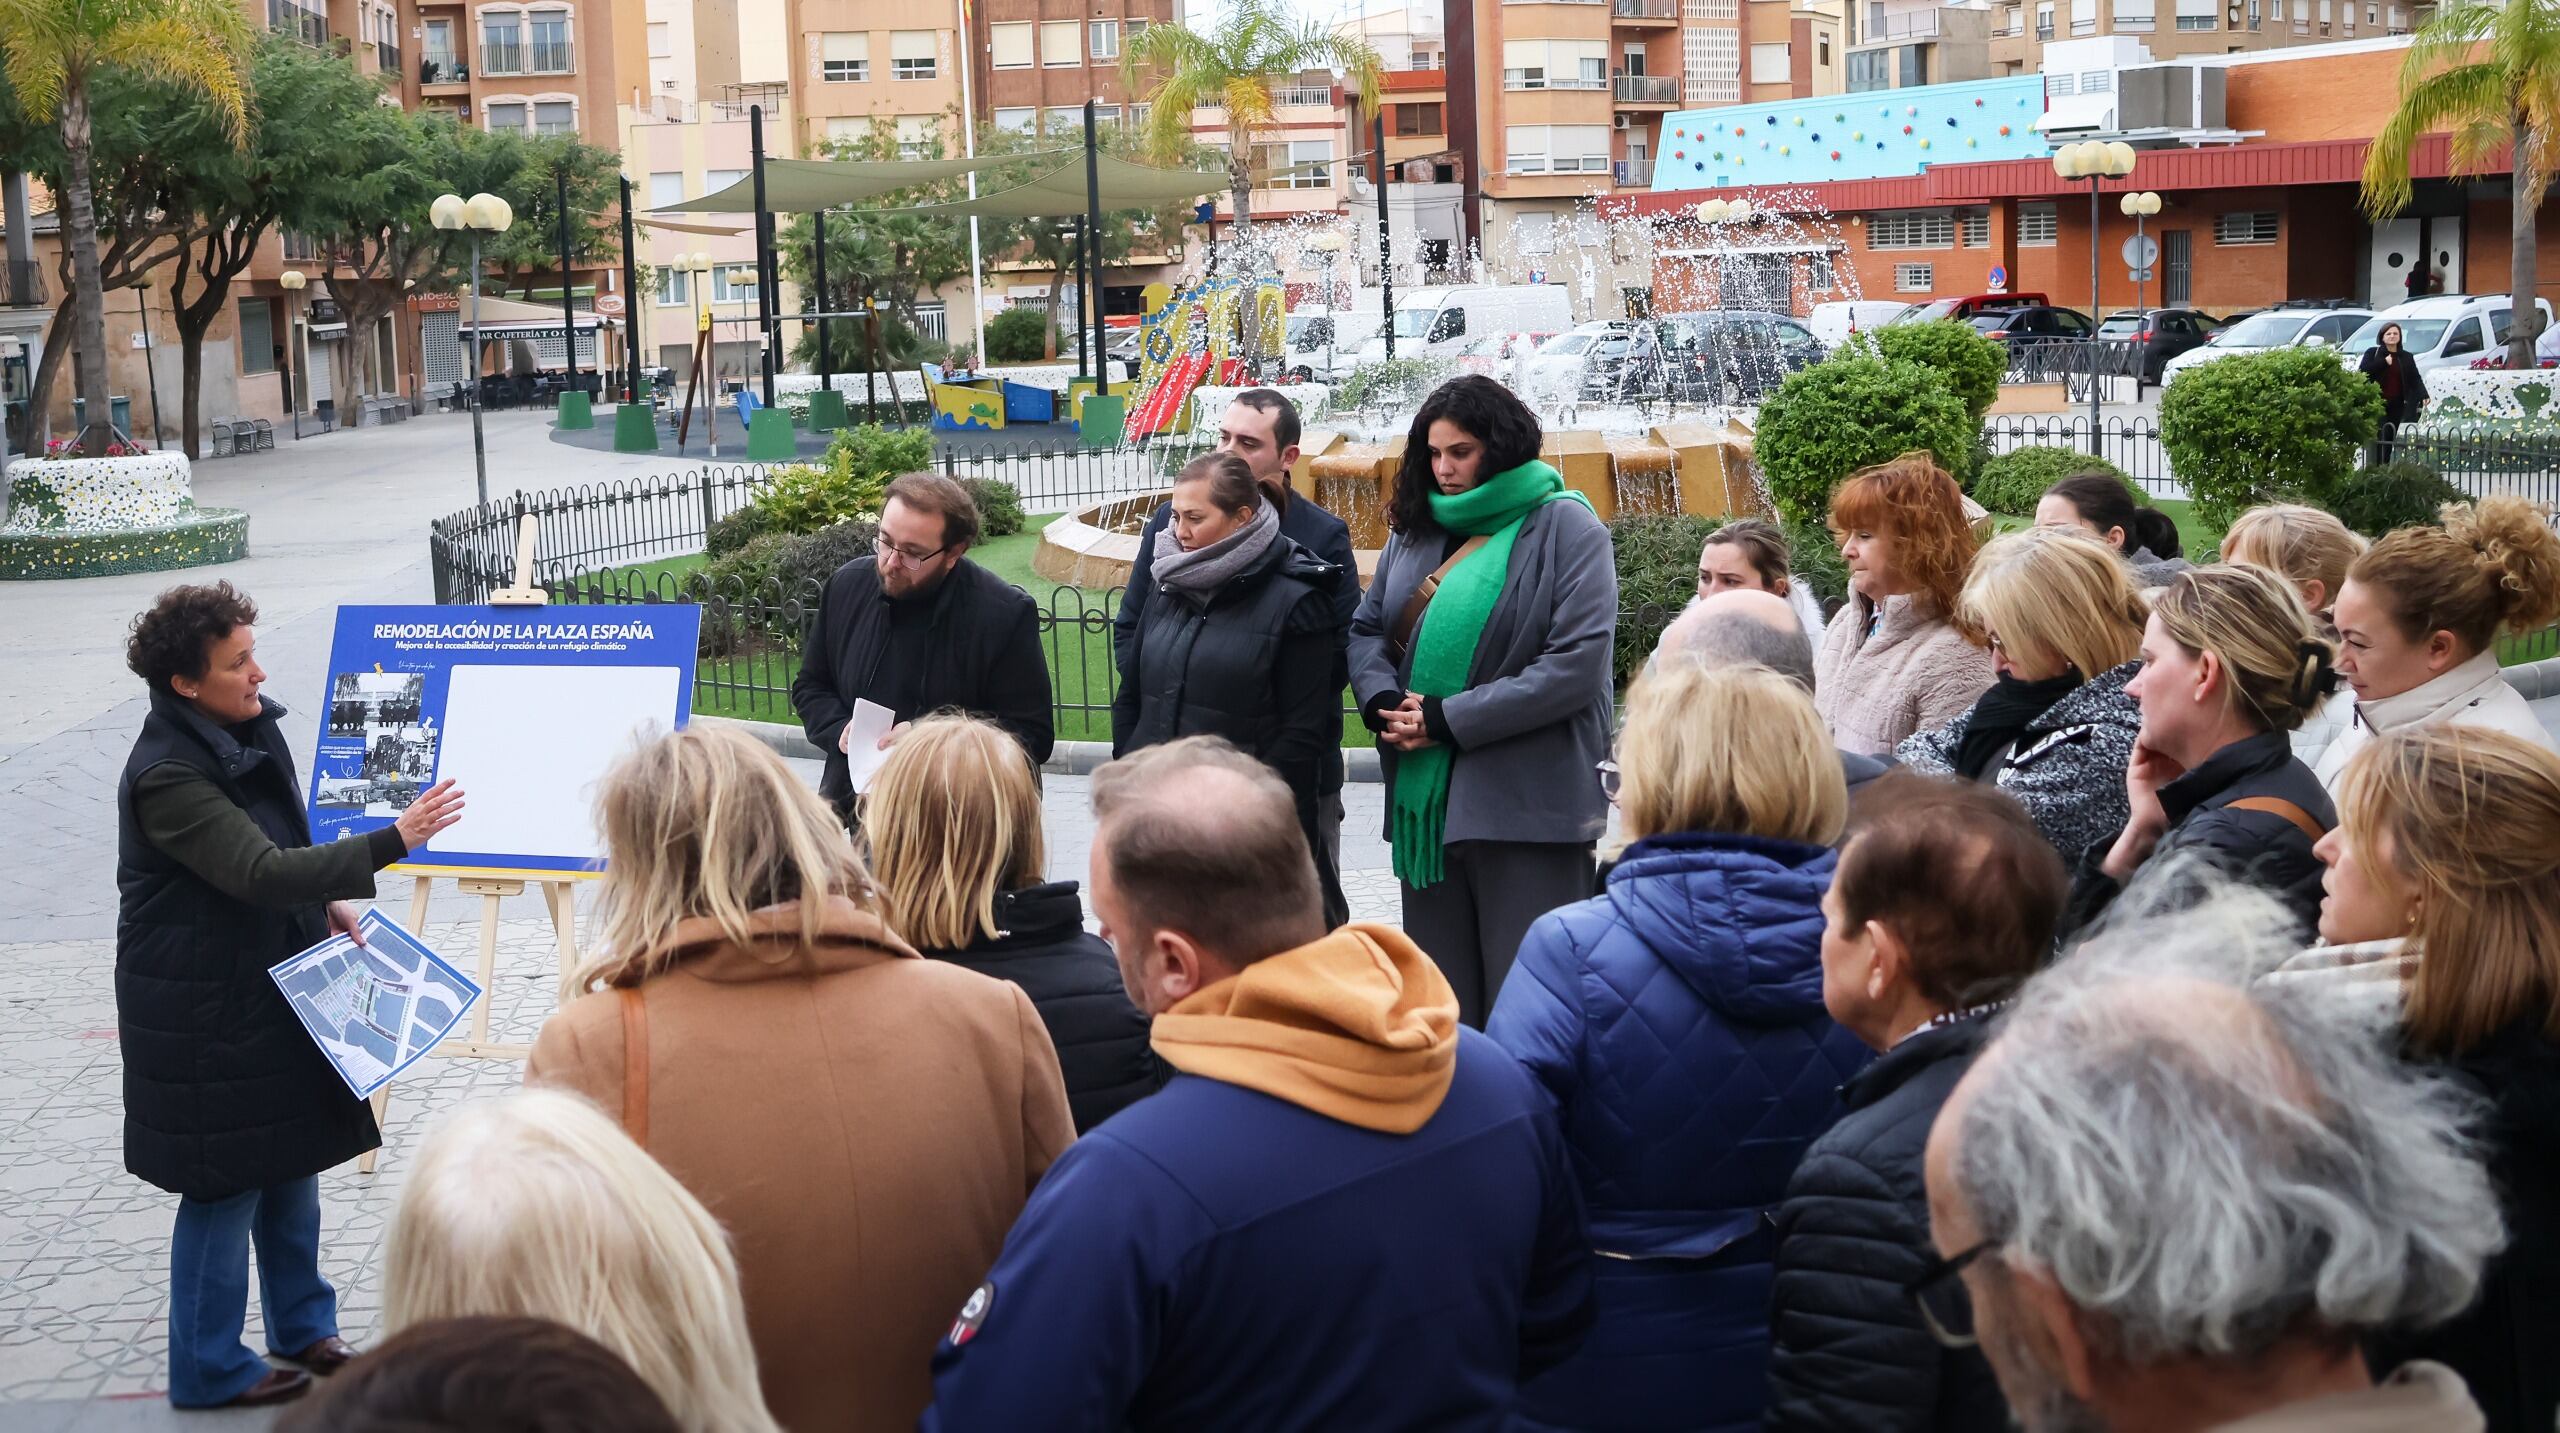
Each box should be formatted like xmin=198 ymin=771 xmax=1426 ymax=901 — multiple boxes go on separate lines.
xmin=384 ymin=1090 xmax=779 ymax=1433
xmin=2318 ymin=495 xmax=2560 ymax=789
xmin=2291 ymin=726 xmax=2560 ymax=1432
xmin=2220 ymin=503 xmax=2368 ymax=772
xmin=2072 ymin=565 xmax=2338 ymax=937
xmin=527 ymin=724 xmax=1074 ymax=1433
xmin=1898 ymin=526 xmax=2149 ymax=857
xmin=1486 ymin=663 xmax=1867 ymax=1431
xmin=864 ymin=715 xmax=1163 ymax=1133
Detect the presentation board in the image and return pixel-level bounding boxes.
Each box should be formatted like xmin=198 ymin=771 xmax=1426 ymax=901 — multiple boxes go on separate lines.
xmin=308 ymin=605 xmax=701 ymax=877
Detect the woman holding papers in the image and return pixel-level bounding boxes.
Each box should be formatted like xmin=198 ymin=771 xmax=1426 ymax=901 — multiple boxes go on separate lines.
xmin=114 ymin=582 xmax=463 ymax=1410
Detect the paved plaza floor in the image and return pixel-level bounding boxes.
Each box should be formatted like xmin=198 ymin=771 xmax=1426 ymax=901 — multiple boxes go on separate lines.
xmin=0 ymin=409 xmax=1398 ymax=1423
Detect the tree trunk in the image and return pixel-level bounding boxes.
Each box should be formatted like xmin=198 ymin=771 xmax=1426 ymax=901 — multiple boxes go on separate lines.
xmin=1042 ymin=259 xmax=1064 ymax=360
xmin=1228 ymin=119 xmax=1254 ymax=230
xmin=60 ymin=84 xmax=115 ymax=457
xmin=177 ymin=324 xmax=207 ymax=460
xmin=27 ymin=299 xmax=76 ymax=451
xmin=2512 ymin=118 xmax=2541 ymax=371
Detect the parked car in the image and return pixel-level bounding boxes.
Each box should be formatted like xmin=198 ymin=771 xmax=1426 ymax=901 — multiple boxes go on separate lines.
xmin=1891 ymin=292 xmax=2052 ymax=325
xmin=1281 ymin=300 xmax=1382 ymax=383
xmin=1583 ymin=311 xmax=1826 ymax=406
xmin=2096 ymin=308 xmax=2224 ymax=382
xmin=1809 ymin=300 xmax=1912 ymax=346
xmin=2159 ymin=305 xmax=2372 ymax=385
xmin=1970 ymin=305 xmax=2094 ymax=351
xmin=2338 ymin=293 xmax=2560 ymax=374
xmin=1520 ymin=323 xmax=1631 ymax=405
xmin=1354 ymin=284 xmax=1576 ymax=363
xmin=1456 ymin=330 xmax=1558 ymax=378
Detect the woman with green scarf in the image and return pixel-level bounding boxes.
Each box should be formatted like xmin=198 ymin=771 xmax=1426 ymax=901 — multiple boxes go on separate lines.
xmin=1347 ymin=376 xmax=1619 ymax=1027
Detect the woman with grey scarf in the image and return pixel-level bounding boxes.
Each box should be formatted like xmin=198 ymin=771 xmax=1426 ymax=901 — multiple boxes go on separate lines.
xmin=1111 ymin=452 xmax=1349 ymax=924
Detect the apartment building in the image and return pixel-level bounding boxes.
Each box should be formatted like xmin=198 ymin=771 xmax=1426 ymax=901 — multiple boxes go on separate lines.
xmin=975 ymin=0 xmax=1177 ymax=139
xmin=790 ymin=1 xmax=965 ymax=157
xmin=1977 ymin=0 xmax=2409 ymax=73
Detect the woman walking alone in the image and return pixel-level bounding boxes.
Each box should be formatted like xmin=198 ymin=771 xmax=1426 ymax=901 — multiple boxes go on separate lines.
xmin=2359 ymin=321 xmax=2428 ymax=462
xmin=1348 ymin=375 xmax=1618 ymax=1027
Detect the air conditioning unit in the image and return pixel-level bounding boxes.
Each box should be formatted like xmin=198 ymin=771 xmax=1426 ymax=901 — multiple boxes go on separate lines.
xmin=1613 ymin=113 xmax=1631 ymax=129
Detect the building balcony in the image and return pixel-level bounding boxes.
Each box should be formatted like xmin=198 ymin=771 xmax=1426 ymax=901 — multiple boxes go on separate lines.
xmin=1272 ymin=84 xmax=1338 ymax=108
xmin=1612 ymin=0 xmax=1680 ymax=23
xmin=1613 ymin=157 xmax=1654 ymax=185
xmin=481 ymin=40 xmax=573 ymax=77
xmin=420 ymin=55 xmax=468 ymax=86
xmin=1860 ymin=8 xmax=1941 ymax=39
xmin=267 ymin=0 xmax=327 ymax=48
xmin=1614 ymin=73 xmax=1680 ymax=104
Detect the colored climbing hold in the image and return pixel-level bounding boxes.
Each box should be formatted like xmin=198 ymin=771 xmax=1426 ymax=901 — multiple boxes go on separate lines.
xmin=1793 ymin=115 xmax=1804 ymax=125
xmin=1852 ymin=130 xmax=1863 ymax=140
xmin=1902 ymin=124 xmax=1913 ymax=134
xmin=1974 ymin=97 xmax=1985 ymax=106
xmin=1674 ymin=127 xmax=1686 ymax=137
xmin=1999 ymin=124 xmax=2011 ymax=135
xmin=1780 ymin=145 xmax=1790 ymax=155
xmin=1906 ymin=104 xmax=1918 ymax=115
xmin=1766 ymin=115 xmax=1777 ymax=124
xmin=1966 ymin=137 xmax=1977 ymax=147
xmin=1676 ymin=150 xmax=1686 ymax=158
xmin=1919 ymin=138 xmax=1931 ymax=150
xmin=1694 ymin=161 xmax=1704 ymax=171
xmin=1811 ymin=132 xmax=1821 ymax=141
xmin=1875 ymin=140 xmax=1885 ymax=149
xmin=1713 ymin=150 xmax=1723 ymax=159
xmin=1878 ymin=106 xmax=1890 ymax=115
xmin=1829 ymin=150 xmax=1840 ymax=160
xmin=1759 ymin=139 xmax=1769 ymax=148
xmin=1735 ymin=125 xmax=1747 ymax=135
xmin=1835 ymin=112 xmax=1845 ymax=121
xmin=1945 ymin=116 xmax=1958 ymax=126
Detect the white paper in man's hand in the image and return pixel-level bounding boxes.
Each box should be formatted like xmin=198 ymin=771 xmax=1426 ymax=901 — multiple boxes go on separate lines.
xmin=841 ymin=698 xmax=897 ymax=793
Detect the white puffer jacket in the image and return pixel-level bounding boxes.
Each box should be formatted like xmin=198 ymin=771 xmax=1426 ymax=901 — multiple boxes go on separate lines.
xmin=2315 ymin=650 xmax=2557 ymax=791
xmin=2289 ymin=688 xmax=2356 ymax=777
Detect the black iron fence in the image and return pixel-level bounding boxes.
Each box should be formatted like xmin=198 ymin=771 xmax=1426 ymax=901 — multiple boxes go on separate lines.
xmin=1977 ymin=415 xmax=2560 ymax=508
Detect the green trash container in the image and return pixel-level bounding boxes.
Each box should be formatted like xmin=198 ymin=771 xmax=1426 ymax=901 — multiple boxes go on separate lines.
xmin=746 ymin=405 xmax=797 ymax=462
xmin=612 ymin=401 xmax=660 ymax=453
xmin=808 ymin=388 xmax=849 ymax=433
xmin=556 ymin=389 xmax=595 ymax=429
xmin=70 ymin=396 xmax=134 ymax=442
xmin=1078 ymin=392 xmax=1126 ymax=449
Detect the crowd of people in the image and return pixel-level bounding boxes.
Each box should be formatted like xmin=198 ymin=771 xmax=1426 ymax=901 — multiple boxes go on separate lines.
xmin=106 ymin=371 xmax=2560 ymax=1431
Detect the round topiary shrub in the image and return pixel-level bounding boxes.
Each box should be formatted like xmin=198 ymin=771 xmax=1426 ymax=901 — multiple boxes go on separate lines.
xmin=1755 ymin=354 xmax=1979 ymax=527
xmin=2159 ymin=347 xmax=2382 ymax=531
xmin=2329 ymin=460 xmax=2467 ymax=538
xmin=963 ymin=476 xmax=1026 ymax=537
xmin=1972 ymin=446 xmax=2139 ymax=517
xmin=1867 ymin=320 xmax=2006 ymax=422
xmin=985 ymin=306 xmax=1049 ymax=364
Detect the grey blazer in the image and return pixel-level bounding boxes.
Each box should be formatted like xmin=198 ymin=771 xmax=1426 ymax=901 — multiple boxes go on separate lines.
xmin=1347 ymin=498 xmax=1618 ymax=849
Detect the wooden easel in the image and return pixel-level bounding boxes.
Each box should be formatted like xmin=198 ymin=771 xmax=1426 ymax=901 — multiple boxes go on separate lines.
xmin=359 ymin=514 xmax=590 ymax=1173
xmin=672 ymin=308 xmax=719 ymax=456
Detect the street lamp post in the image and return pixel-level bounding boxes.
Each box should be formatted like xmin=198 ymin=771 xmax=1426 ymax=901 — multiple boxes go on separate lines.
xmin=433 ymin=191 xmax=516 ymax=507
xmin=2053 ymin=140 xmax=2136 ymax=457
xmin=134 ymin=275 xmax=162 ymax=450
xmin=2120 ymin=190 xmax=2163 ymax=391
xmin=277 ymin=269 xmax=307 ymax=441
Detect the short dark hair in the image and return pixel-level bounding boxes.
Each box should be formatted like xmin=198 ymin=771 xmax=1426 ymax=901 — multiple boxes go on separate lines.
xmin=1389 ymin=375 xmax=1544 ymax=535
xmin=1091 ymin=736 xmax=1325 ymax=962
xmin=274 ymin=1316 xmax=679 ymax=1433
xmin=1175 ymin=452 xmax=1261 ymax=515
xmin=1834 ymin=771 xmax=2064 ymax=1008
xmin=127 ymin=581 xmax=258 ymax=693
xmin=1229 ymin=387 xmax=1301 ymax=452
xmin=2045 ymin=472 xmax=2182 ymax=561
xmin=883 ymin=471 xmax=981 ymax=550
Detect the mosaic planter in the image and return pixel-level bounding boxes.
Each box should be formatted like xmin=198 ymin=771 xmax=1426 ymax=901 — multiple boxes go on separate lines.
xmin=1 ymin=454 xmax=249 ymax=580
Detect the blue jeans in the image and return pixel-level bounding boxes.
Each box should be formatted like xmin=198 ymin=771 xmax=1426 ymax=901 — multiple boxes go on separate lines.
xmin=166 ymin=1176 xmax=338 ymax=1407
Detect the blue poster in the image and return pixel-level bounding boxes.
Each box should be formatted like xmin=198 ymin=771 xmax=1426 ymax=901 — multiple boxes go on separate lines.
xmin=308 ymin=604 xmax=701 ymax=877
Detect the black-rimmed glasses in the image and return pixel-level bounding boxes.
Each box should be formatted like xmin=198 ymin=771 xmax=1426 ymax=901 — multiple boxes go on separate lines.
xmin=1903 ymin=1239 xmax=1998 ymax=1348
xmin=875 ymin=534 xmax=954 ymax=566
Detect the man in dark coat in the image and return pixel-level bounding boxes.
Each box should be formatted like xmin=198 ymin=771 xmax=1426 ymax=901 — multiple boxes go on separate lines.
xmin=1113 ymin=389 xmax=1360 ymax=862
xmin=116 ymin=583 xmax=459 ymax=1409
xmin=1765 ymin=773 xmax=2065 ymax=1432
xmin=794 ymin=472 xmax=1054 ymax=813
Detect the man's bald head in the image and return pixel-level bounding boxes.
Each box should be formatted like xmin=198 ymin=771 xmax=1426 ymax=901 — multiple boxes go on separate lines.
xmin=1656 ymin=588 xmax=1817 ymax=693
xmin=1089 ymin=736 xmax=1326 ymax=966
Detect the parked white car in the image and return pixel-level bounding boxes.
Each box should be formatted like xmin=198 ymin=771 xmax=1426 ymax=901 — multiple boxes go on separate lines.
xmin=1518 ymin=323 xmax=1633 ymax=405
xmin=2337 ymin=293 xmax=2558 ymax=374
xmin=2160 ymin=306 xmax=2371 ymax=385
xmin=1808 ymin=301 xmax=1911 ymax=348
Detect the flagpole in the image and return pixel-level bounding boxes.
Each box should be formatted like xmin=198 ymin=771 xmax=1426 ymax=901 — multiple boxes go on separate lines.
xmin=955 ymin=0 xmax=989 ymax=367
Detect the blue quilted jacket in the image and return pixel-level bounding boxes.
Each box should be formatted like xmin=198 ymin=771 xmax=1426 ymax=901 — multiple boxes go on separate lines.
xmin=1487 ymin=832 xmax=1871 ymax=1433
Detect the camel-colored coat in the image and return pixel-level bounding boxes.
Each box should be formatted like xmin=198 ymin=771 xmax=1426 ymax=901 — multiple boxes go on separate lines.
xmin=529 ymin=897 xmax=1074 ymax=1433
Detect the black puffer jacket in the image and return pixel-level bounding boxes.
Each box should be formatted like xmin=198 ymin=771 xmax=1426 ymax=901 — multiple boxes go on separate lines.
xmin=116 ymin=691 xmax=381 ymax=1199
xmin=1765 ymin=1015 xmax=2009 ymax=1432
xmin=920 ymin=881 xmax=1164 ymax=1133
xmin=1112 ymin=534 xmax=1338 ymax=844
xmin=2065 ymin=731 xmax=2333 ymax=940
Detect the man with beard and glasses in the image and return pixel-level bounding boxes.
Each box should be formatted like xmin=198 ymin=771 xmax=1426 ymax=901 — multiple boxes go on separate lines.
xmin=1919 ymin=881 xmax=2502 ymax=1432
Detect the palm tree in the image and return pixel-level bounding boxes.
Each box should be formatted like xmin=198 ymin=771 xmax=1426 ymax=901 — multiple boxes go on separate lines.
xmin=1122 ymin=0 xmax=1383 ymax=229
xmin=2361 ymin=0 xmax=2560 ymax=369
xmin=0 ymin=0 xmax=251 ymax=455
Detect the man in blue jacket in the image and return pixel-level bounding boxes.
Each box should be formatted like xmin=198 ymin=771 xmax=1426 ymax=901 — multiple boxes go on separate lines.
xmin=921 ymin=737 xmax=1592 ymax=1433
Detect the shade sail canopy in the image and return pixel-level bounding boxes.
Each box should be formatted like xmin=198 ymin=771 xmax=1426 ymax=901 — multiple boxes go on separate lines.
xmin=653 ymin=152 xmax=1074 ymax=213
xmin=857 ymin=153 xmax=1229 ymax=221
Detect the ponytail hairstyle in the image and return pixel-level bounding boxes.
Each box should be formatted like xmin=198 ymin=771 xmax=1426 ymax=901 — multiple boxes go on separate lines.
xmin=1700 ymin=518 xmax=1794 ymax=592
xmin=2147 ymin=564 xmax=2336 ymax=734
xmin=2044 ymin=472 xmax=2182 ymax=561
xmin=1174 ymin=451 xmax=1264 ymax=517
xmin=2220 ymin=503 xmax=2367 ymax=621
xmin=2345 ymin=496 xmax=2560 ymax=658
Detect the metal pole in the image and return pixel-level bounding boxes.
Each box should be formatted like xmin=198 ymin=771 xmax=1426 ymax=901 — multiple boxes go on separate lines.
xmin=750 ymin=104 xmax=776 ymax=408
xmin=865 ymin=303 xmax=879 ymax=425
xmin=1073 ymin=217 xmax=1091 ymax=381
xmin=954 ymin=0 xmax=988 ymax=368
xmin=815 ymin=211 xmax=831 ymax=399
xmin=556 ymin=165 xmax=577 ymax=390
xmin=2086 ymin=174 xmax=2101 ymax=457
xmin=1376 ymin=109 xmax=1394 ymax=362
xmin=138 ymin=286 xmax=162 ymax=449
xmin=2132 ymin=209 xmax=2147 ymax=401
xmin=619 ymin=173 xmax=641 ymax=403
xmin=469 ymin=232 xmax=489 ymax=505
xmin=1084 ymin=100 xmax=1108 ymax=397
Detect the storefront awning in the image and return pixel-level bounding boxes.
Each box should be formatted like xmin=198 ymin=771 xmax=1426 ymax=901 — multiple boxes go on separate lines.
xmin=455 ymin=293 xmax=613 ymax=340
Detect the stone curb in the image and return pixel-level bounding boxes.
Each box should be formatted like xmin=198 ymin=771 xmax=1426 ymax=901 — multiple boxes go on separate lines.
xmin=699 ymin=715 xmax=1386 ymax=782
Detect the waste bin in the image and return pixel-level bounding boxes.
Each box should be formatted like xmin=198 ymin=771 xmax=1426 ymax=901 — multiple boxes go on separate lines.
xmin=69 ymin=396 xmax=135 ymax=442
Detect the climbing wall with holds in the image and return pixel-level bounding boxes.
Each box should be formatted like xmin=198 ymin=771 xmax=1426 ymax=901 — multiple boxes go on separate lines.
xmin=1649 ymin=75 xmax=2052 ymax=193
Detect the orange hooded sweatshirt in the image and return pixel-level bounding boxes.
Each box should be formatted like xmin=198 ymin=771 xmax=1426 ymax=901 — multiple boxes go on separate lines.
xmin=1149 ymin=922 xmax=1461 ymax=1135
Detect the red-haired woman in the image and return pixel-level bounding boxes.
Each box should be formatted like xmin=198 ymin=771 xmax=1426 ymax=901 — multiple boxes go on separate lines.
xmin=1813 ymin=455 xmax=1995 ymax=755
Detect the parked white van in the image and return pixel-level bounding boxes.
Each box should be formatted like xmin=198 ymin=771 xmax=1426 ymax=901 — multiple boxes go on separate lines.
xmin=2338 ymin=293 xmax=2558 ymax=374
xmin=1808 ymin=301 xmax=1911 ymax=348
xmin=1282 ymin=298 xmax=1383 ymax=383
xmin=1355 ymin=285 xmax=1577 ymax=364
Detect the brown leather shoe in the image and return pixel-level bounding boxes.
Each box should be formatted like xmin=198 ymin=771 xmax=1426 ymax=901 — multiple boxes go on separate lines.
xmin=222 ymin=1367 xmax=312 ymax=1406
xmin=279 ymin=1336 xmax=359 ymax=1376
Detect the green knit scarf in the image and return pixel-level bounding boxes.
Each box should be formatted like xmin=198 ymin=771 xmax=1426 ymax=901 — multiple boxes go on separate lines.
xmin=1391 ymin=459 xmax=1588 ymax=888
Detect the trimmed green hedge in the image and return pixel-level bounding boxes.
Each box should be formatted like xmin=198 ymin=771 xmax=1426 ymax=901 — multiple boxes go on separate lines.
xmin=2160 ymin=347 xmax=2382 ymax=530
xmin=1972 ymin=446 xmax=2140 ymax=517
xmin=1756 ymin=353 xmax=1979 ymax=526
